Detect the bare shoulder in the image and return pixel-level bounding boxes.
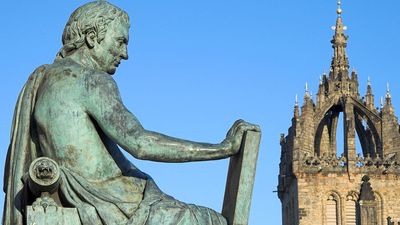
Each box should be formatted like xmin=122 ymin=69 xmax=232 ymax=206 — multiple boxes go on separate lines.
xmin=45 ymin=58 xmax=118 ymax=91
xmin=37 ymin=58 xmax=122 ymax=113
xmin=83 ymin=69 xmax=119 ymax=93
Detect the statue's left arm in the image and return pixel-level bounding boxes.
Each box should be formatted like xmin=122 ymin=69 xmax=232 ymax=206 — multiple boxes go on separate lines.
xmin=84 ymin=74 xmax=260 ymax=162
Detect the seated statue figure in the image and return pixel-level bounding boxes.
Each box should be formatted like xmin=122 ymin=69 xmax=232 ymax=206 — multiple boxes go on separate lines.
xmin=3 ymin=1 xmax=260 ymax=225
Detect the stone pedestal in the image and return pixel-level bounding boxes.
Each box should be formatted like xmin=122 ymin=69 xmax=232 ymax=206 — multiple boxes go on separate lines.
xmin=27 ymin=201 xmax=81 ymax=225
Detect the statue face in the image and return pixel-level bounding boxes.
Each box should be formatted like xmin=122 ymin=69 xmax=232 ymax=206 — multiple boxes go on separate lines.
xmin=91 ymin=19 xmax=129 ymax=75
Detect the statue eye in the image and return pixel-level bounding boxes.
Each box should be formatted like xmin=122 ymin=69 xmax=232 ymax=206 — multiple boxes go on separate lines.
xmin=118 ymin=40 xmax=126 ymax=47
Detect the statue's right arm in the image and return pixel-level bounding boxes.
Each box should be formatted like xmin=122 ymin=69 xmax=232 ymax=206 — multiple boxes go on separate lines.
xmin=84 ymin=74 xmax=259 ymax=162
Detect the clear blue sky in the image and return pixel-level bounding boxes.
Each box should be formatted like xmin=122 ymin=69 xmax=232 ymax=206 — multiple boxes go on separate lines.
xmin=1 ymin=1 xmax=400 ymax=224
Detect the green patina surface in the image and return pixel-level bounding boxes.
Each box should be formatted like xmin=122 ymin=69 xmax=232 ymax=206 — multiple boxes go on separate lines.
xmin=3 ymin=1 xmax=260 ymax=225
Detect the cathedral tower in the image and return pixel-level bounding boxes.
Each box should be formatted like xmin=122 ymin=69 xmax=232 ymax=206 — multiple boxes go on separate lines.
xmin=278 ymin=2 xmax=400 ymax=225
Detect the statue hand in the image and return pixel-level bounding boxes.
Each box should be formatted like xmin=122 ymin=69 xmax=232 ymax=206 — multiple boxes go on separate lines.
xmin=224 ymin=119 xmax=260 ymax=155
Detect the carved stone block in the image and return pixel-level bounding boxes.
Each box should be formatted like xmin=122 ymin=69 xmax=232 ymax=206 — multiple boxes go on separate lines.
xmin=26 ymin=204 xmax=81 ymax=225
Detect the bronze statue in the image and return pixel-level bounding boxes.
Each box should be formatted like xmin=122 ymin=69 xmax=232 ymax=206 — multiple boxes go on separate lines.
xmin=3 ymin=1 xmax=260 ymax=224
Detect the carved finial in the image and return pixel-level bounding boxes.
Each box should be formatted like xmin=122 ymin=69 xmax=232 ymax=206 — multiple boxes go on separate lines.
xmin=386 ymin=82 xmax=392 ymax=98
xmin=280 ymin=133 xmax=285 ymax=143
xmin=305 ymin=82 xmax=309 ymax=95
xmin=380 ymin=97 xmax=384 ymax=108
xmin=366 ymin=77 xmax=373 ymax=98
xmin=337 ymin=0 xmax=342 ymax=15
xmin=362 ymin=175 xmax=370 ymax=182
xmin=359 ymin=175 xmax=375 ymax=201
xmin=294 ymin=94 xmax=300 ymax=117
xmin=304 ymin=82 xmax=311 ymax=99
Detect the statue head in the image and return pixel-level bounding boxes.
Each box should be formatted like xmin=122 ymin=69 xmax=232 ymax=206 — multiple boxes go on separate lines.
xmin=57 ymin=1 xmax=130 ymax=74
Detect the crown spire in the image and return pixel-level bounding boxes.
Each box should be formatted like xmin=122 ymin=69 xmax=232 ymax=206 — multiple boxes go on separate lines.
xmin=330 ymin=0 xmax=349 ymax=80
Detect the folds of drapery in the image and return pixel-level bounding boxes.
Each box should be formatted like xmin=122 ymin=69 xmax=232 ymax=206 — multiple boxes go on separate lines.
xmin=3 ymin=63 xmax=227 ymax=225
xmin=60 ymin=168 xmax=227 ymax=225
xmin=3 ymin=65 xmax=48 ymax=225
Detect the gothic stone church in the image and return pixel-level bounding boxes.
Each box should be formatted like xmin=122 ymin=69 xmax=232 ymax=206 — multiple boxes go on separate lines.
xmin=278 ymin=2 xmax=400 ymax=225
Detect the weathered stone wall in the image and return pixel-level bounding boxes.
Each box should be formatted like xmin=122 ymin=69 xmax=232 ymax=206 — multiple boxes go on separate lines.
xmin=281 ymin=178 xmax=299 ymax=225
xmin=295 ymin=173 xmax=400 ymax=225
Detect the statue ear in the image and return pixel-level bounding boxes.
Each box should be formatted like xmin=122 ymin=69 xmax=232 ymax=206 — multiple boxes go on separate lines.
xmin=85 ymin=30 xmax=97 ymax=49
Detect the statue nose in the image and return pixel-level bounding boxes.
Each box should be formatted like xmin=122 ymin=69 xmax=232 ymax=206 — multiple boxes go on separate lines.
xmin=121 ymin=47 xmax=128 ymax=60
xmin=121 ymin=52 xmax=128 ymax=60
